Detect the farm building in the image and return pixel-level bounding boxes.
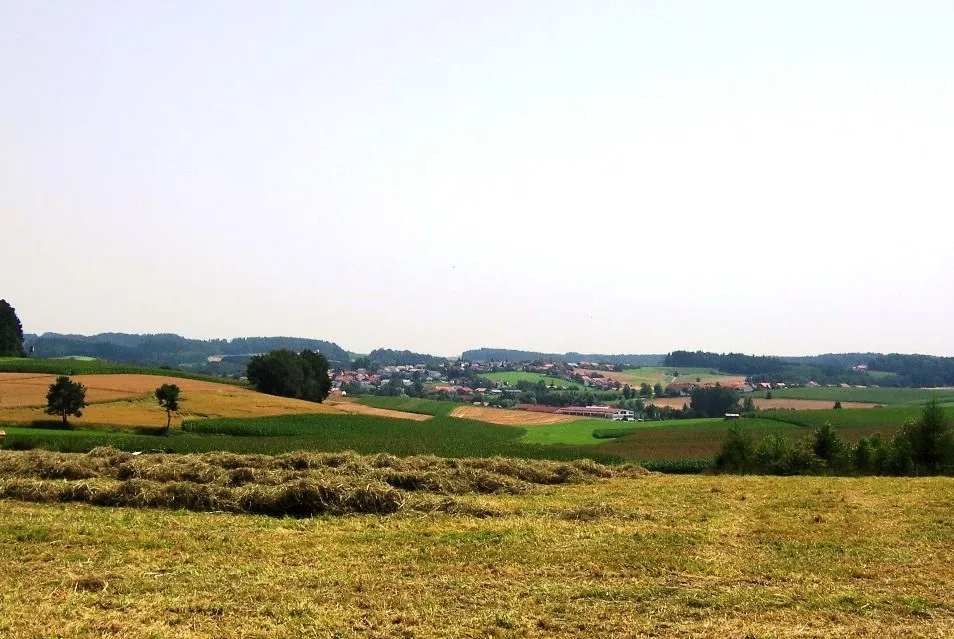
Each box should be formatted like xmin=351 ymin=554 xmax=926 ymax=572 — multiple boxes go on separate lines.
xmin=555 ymin=406 xmax=635 ymax=421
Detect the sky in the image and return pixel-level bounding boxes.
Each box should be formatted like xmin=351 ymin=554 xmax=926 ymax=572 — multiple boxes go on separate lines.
xmin=2 ymin=1 xmax=953 ymax=357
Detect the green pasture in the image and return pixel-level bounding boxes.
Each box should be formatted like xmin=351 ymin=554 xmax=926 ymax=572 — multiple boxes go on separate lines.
xmin=771 ymin=386 xmax=954 ymax=405
xmin=480 ymin=371 xmax=582 ymax=389
xmin=755 ymin=404 xmax=954 ymax=430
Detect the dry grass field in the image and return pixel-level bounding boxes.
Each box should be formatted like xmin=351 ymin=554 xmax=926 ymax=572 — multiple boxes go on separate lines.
xmin=0 ymin=374 xmax=429 ymax=428
xmin=0 ymin=470 xmax=951 ymax=638
xmin=451 ymin=405 xmax=577 ymax=425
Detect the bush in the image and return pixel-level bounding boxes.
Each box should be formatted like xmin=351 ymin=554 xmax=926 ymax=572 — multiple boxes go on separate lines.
xmin=714 ymin=425 xmax=755 ymax=473
xmin=753 ymin=434 xmax=819 ymax=475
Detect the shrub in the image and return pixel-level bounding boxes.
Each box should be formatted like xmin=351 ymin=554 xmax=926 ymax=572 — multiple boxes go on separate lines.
xmin=754 ymin=434 xmax=819 ymax=475
xmin=714 ymin=425 xmax=755 ymax=473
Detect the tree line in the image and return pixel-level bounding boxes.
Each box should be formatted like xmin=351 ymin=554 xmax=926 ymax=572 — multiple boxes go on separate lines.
xmin=716 ymin=398 xmax=953 ymax=476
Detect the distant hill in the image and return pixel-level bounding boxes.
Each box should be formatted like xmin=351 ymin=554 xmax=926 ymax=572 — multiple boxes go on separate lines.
xmin=22 ymin=333 xmax=352 ymax=370
xmin=462 ymin=348 xmax=665 ymax=367
xmin=366 ymin=348 xmax=450 ymax=367
xmin=664 ymin=350 xmax=954 ymax=387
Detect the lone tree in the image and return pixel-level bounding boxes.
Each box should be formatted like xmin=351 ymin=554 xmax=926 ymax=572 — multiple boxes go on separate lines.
xmin=0 ymin=299 xmax=25 ymax=357
xmin=45 ymin=376 xmax=87 ymax=425
xmin=155 ymin=383 xmax=181 ymax=431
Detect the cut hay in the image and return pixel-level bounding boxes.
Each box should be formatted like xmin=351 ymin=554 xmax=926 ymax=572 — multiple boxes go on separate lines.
xmin=0 ymin=448 xmax=645 ymax=518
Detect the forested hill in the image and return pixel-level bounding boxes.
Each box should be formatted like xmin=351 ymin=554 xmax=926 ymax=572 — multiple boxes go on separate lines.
xmin=23 ymin=333 xmax=352 ymax=368
xmin=366 ymin=349 xmax=449 ymax=367
xmin=462 ymin=348 xmax=665 ymax=367
xmin=665 ymin=350 xmax=954 ymax=387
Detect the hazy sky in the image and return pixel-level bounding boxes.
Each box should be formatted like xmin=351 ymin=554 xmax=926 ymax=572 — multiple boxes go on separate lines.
xmin=2 ymin=1 xmax=952 ymax=356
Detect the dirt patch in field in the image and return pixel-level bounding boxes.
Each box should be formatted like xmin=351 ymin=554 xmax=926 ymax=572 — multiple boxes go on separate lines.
xmin=645 ymin=396 xmax=877 ymax=411
xmin=450 ymin=405 xmax=577 ymax=425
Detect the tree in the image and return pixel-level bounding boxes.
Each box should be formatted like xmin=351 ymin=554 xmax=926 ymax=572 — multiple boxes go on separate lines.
xmin=45 ymin=376 xmax=87 ymax=425
xmin=690 ymin=385 xmax=740 ymax=418
xmin=155 ymin=384 xmax=181 ymax=431
xmin=246 ymin=349 xmax=331 ymax=403
xmin=833 ymin=401 xmax=843 ymax=410
xmin=299 ymin=349 xmax=332 ymax=402
xmin=897 ymin=396 xmax=953 ymax=473
xmin=0 ymin=299 xmax=25 ymax=357
xmin=247 ymin=349 xmax=305 ymax=398
xmin=652 ymin=382 xmax=664 ymax=397
xmin=639 ymin=383 xmax=652 ymax=397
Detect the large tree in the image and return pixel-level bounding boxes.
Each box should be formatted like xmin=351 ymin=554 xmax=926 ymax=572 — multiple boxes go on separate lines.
xmin=0 ymin=299 xmax=25 ymax=357
xmin=246 ymin=349 xmax=331 ymax=403
xmin=690 ymin=384 xmax=741 ymax=418
xmin=45 ymin=376 xmax=88 ymax=425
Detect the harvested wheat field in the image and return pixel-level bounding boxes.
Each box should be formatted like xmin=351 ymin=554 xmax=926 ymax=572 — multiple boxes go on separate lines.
xmin=646 ymin=396 xmax=876 ymax=411
xmin=0 ymin=374 xmax=428 ymax=428
xmin=0 ymin=458 xmax=951 ymax=638
xmin=451 ymin=404 xmax=578 ymax=425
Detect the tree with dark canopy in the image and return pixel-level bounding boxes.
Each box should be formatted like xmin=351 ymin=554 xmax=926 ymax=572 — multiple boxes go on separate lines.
xmin=689 ymin=384 xmax=741 ymax=418
xmin=0 ymin=299 xmax=25 ymax=357
xmin=45 ymin=376 xmax=88 ymax=425
xmin=246 ymin=349 xmax=331 ymax=403
xmin=155 ymin=383 xmax=181 ymax=431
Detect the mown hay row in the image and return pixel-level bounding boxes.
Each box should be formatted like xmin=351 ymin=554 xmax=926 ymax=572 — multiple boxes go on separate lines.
xmin=0 ymin=477 xmax=408 ymax=516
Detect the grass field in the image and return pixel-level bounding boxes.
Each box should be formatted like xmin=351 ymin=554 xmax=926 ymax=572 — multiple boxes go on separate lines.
xmin=0 ymin=357 xmax=245 ymax=385
xmin=756 ymin=405 xmax=954 ymax=431
xmin=1 ymin=472 xmax=952 ymax=637
xmin=771 ymin=386 xmax=954 ymax=405
xmin=481 ymin=371 xmax=582 ymax=389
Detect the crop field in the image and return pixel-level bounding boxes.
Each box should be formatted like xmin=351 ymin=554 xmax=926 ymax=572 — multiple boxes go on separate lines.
xmin=756 ymin=405 xmax=954 ymax=431
xmin=355 ymin=396 xmax=456 ymax=416
xmin=450 ymin=405 xmax=577 ymax=425
xmin=480 ymin=371 xmax=582 ymax=389
xmin=585 ymin=366 xmax=746 ymax=389
xmin=1 ymin=470 xmax=952 ymax=637
xmin=0 ymin=374 xmax=426 ymax=429
xmin=0 ymin=413 xmax=624 ymax=463
xmin=771 ymin=386 xmax=954 ymax=405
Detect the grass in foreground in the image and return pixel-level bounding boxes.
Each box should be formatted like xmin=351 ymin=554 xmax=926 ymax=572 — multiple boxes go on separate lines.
xmin=1 ymin=474 xmax=952 ymax=637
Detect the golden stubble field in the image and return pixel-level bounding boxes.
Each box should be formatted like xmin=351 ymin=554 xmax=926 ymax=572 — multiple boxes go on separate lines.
xmin=0 ymin=374 xmax=428 ymax=427
xmin=450 ymin=405 xmax=577 ymax=425
xmin=0 ymin=473 xmax=951 ymax=638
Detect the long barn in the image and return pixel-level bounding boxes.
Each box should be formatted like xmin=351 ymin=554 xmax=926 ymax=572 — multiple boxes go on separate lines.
xmin=555 ymin=406 xmax=635 ymax=421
